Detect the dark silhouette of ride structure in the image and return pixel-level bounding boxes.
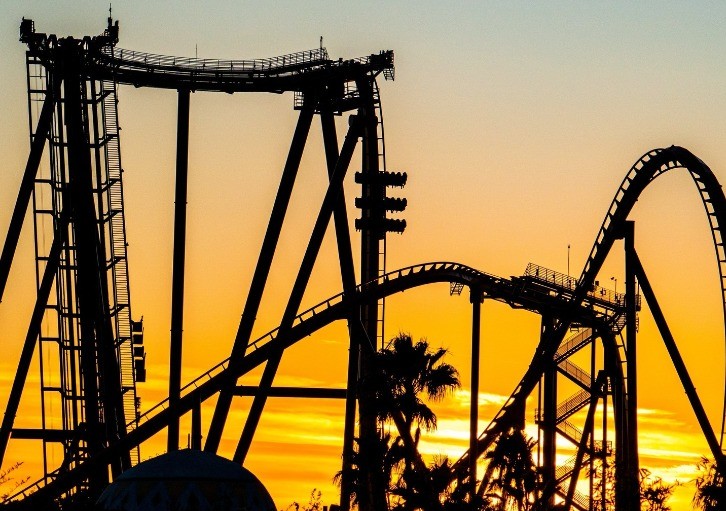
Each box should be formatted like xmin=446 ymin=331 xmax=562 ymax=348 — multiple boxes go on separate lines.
xmin=1 ymin=16 xmax=725 ymax=511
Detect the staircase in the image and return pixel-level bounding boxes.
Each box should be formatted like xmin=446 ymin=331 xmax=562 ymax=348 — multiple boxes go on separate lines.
xmin=555 ymin=328 xmax=594 ymax=362
xmin=558 ymin=359 xmax=591 ymax=390
xmin=556 ymin=389 xmax=592 ymax=424
xmin=100 ymin=78 xmax=139 ymax=465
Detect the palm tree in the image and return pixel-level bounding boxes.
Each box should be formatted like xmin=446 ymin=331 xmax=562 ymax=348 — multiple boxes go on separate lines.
xmin=350 ymin=333 xmax=460 ymax=511
xmin=479 ymin=428 xmax=539 ymax=511
xmin=373 ymin=334 xmax=460 ymax=476
xmin=335 ymin=433 xmax=407 ymax=508
xmin=693 ymin=456 xmax=726 ymax=511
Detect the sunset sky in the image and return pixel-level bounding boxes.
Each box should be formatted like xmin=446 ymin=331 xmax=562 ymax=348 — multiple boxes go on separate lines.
xmin=1 ymin=1 xmax=726 ymax=509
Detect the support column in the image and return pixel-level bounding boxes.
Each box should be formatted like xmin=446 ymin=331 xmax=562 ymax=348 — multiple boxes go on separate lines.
xmin=168 ymin=88 xmax=190 ymax=452
xmin=356 ymin=77 xmax=387 ymax=511
xmin=320 ymin=106 xmax=362 ymax=511
xmin=469 ymin=288 xmax=483 ymax=502
xmin=191 ymin=396 xmax=202 ymax=450
xmin=604 ymin=331 xmax=627 ymax=511
xmin=62 ymin=42 xmax=128 ymax=480
xmin=232 ymin=113 xmax=363 ymax=463
xmin=624 ymin=220 xmax=640 ymax=510
xmin=602 ymin=380 xmax=609 ymax=511
xmin=541 ymin=317 xmax=557 ymax=503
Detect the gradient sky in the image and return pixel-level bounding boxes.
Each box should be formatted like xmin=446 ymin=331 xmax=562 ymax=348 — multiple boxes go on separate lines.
xmin=1 ymin=1 xmax=726 ymax=509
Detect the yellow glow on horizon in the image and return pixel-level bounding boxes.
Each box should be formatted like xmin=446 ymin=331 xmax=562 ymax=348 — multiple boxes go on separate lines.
xmin=2 ymin=4 xmax=726 ymax=511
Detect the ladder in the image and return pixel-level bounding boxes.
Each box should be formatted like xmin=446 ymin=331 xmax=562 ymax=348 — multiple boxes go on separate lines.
xmin=99 ymin=77 xmax=139 ymax=465
xmin=372 ymin=79 xmax=387 ymax=348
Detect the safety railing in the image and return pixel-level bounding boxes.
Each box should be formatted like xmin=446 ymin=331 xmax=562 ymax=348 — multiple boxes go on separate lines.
xmin=556 ymin=389 xmax=591 ymax=423
xmin=555 ymin=328 xmax=594 ymax=362
xmin=101 ymin=46 xmax=330 ymax=75
xmin=559 ymin=359 xmax=591 ymax=388
xmin=524 ymin=262 xmax=634 ymax=309
xmin=558 ymin=418 xmax=584 ymax=443
xmin=555 ymin=453 xmax=590 ymax=483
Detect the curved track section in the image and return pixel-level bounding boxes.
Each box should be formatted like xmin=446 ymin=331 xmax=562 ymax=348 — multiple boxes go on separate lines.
xmin=11 ymin=262 xmax=619 ymax=504
xmin=579 ymin=146 xmax=726 ymax=447
xmin=22 ymin=23 xmax=394 ymax=94
xmin=92 ymin=46 xmax=393 ymax=92
xmin=454 ymin=146 xmax=726 ymax=482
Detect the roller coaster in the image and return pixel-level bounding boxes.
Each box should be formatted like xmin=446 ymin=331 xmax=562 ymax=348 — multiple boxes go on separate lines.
xmin=1 ymin=16 xmax=725 ymax=511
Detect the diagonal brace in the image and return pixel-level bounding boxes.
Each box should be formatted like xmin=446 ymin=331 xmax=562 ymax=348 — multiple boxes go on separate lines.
xmin=0 ymin=91 xmax=56 ymax=302
xmin=233 ymin=113 xmax=364 ymax=463
xmin=633 ymin=250 xmax=726 ymax=469
xmin=0 ymin=215 xmax=68 ymax=467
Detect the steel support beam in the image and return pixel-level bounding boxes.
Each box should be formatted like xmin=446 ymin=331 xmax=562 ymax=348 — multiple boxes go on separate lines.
xmin=234 ymin=386 xmax=347 ymax=399
xmin=602 ymin=330 xmax=627 ymax=511
xmin=541 ymin=317 xmax=557 ymax=503
xmin=633 ymin=250 xmax=726 ymax=469
xmin=623 ymin=221 xmax=639 ymax=510
xmin=205 ymin=101 xmax=316 ymax=453
xmin=168 ymin=87 xmax=191 ymax=452
xmin=233 ymin=113 xmax=363 ymax=463
xmin=356 ymin=77 xmax=387 ymax=511
xmin=0 ymin=91 xmax=55 ymax=303
xmin=320 ymin=105 xmax=363 ymax=511
xmin=469 ymin=288 xmax=483 ymax=502
xmin=62 ymin=46 xmax=129 ymax=478
xmin=191 ymin=395 xmax=202 ymax=450
xmin=0 ymin=218 xmax=66 ymax=467
xmin=11 ymin=429 xmax=74 ymax=442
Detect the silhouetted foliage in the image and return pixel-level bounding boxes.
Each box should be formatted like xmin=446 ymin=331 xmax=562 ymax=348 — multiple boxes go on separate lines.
xmin=339 ymin=333 xmax=460 ymax=511
xmin=693 ymin=456 xmax=726 ymax=511
xmin=639 ymin=468 xmax=677 ymax=511
xmin=479 ymin=428 xmax=539 ymax=511
xmin=587 ymin=457 xmax=613 ymax=511
xmin=0 ymin=463 xmax=29 ymax=504
xmin=586 ymin=457 xmax=678 ymax=511
xmin=283 ymin=488 xmax=325 ymax=511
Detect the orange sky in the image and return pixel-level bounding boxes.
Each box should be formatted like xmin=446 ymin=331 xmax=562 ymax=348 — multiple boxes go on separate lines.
xmin=1 ymin=2 xmax=726 ymax=510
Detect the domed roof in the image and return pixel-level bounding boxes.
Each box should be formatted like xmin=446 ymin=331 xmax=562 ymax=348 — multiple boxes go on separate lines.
xmin=97 ymin=449 xmax=276 ymax=511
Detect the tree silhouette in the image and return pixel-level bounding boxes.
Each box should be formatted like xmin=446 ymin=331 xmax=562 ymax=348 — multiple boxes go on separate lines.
xmin=639 ymin=468 xmax=677 ymax=511
xmin=693 ymin=456 xmax=726 ymax=511
xmin=344 ymin=333 xmax=460 ymax=511
xmin=373 ymin=333 xmax=460 ymax=476
xmin=0 ymin=462 xmax=28 ymax=503
xmin=478 ymin=428 xmax=538 ymax=511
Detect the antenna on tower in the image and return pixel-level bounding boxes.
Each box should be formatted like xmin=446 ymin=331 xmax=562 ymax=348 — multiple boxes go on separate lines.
xmin=567 ymin=244 xmax=571 ymax=276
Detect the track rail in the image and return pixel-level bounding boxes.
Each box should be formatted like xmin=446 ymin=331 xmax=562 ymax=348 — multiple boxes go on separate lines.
xmin=20 ymin=20 xmax=395 ymax=94
xmin=454 ymin=146 xmax=726 ymax=490
xmin=9 ymin=261 xmax=620 ymax=504
xmin=579 ymin=146 xmax=726 ymax=448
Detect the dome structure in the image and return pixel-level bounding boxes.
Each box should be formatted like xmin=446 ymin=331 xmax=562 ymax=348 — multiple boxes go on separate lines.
xmin=96 ymin=449 xmax=276 ymax=511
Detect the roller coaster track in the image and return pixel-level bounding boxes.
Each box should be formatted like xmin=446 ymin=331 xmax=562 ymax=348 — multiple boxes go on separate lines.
xmin=580 ymin=146 xmax=726 ymax=448
xmin=11 ymin=21 xmax=726 ymax=504
xmin=21 ymin=21 xmax=394 ymax=95
xmin=8 ymin=261 xmax=623 ymax=504
xmin=453 ymin=146 xmax=726 ymax=489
